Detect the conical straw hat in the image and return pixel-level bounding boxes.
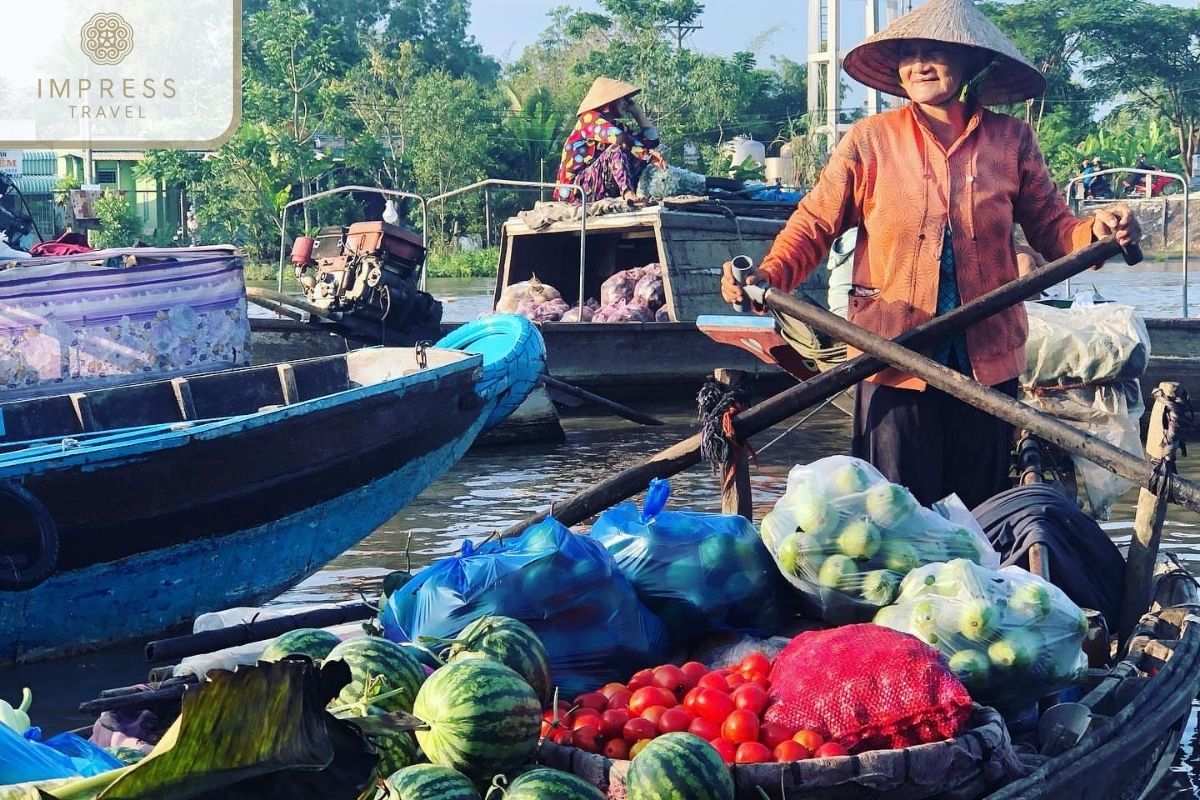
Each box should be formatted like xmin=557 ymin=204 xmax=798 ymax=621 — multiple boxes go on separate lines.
xmin=577 ymin=77 xmax=641 ymax=115
xmin=843 ymin=0 xmax=1045 ymax=105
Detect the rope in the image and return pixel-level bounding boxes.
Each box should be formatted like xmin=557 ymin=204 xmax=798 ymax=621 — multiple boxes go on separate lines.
xmin=756 ymin=395 xmax=839 ymax=454
xmin=696 ymin=377 xmax=754 ymax=475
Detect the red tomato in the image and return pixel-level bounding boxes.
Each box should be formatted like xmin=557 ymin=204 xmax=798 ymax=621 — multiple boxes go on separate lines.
xmin=738 ymin=651 xmax=772 ymax=677
xmin=629 ymin=687 xmax=664 ymax=716
xmin=747 ymin=674 xmax=771 ymax=691
xmin=815 ymin=742 xmax=850 ymax=758
xmin=732 ymin=684 xmax=768 ymax=716
xmin=682 ymin=687 xmax=703 ymax=715
xmin=572 ymin=710 xmax=602 ymax=731
xmin=603 ymin=738 xmax=630 ymax=760
xmin=688 ymin=717 xmax=721 ymax=740
xmin=575 ymin=692 xmax=608 ymax=711
xmin=774 ymin=740 xmax=811 ymax=762
xmin=721 ymin=709 xmax=760 ymax=744
xmin=680 ymin=661 xmax=708 ymax=689
xmin=627 ymin=669 xmax=655 ymax=691
xmin=735 ymin=741 xmax=774 ymax=764
xmin=573 ymin=724 xmax=602 ymax=753
xmin=694 ymin=688 xmax=736 ymax=724
xmin=793 ymin=730 xmax=825 ymax=752
xmin=607 ymin=689 xmax=633 ymax=710
xmin=600 ymin=682 xmax=628 ymax=699
xmin=599 ymin=708 xmax=630 ymax=739
xmin=758 ymin=722 xmax=794 ymax=750
xmin=697 ymin=672 xmax=729 ymax=692
xmin=547 ymin=726 xmax=574 ymax=746
xmin=657 ymin=707 xmax=694 ymax=734
xmin=709 ymin=737 xmax=738 ymax=764
xmin=622 ymin=717 xmax=658 ymax=743
xmin=725 ymin=672 xmax=747 ymax=690
xmin=641 ymin=705 xmax=668 ymax=727
xmin=653 ymin=664 xmax=688 ymax=696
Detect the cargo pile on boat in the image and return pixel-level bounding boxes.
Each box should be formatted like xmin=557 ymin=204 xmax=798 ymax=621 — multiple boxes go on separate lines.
xmin=496 ymin=264 xmax=669 ymax=323
xmin=1 ymin=456 xmax=1105 ymax=800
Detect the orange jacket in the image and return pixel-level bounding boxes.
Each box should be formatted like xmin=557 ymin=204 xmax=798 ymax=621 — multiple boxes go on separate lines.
xmin=759 ymin=104 xmax=1095 ymax=389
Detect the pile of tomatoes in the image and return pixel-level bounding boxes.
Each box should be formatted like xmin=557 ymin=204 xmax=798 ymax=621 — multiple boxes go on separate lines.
xmin=540 ymin=652 xmax=850 ymax=764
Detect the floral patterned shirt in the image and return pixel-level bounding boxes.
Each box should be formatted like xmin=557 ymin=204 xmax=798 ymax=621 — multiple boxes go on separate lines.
xmin=554 ymin=104 xmax=660 ymax=201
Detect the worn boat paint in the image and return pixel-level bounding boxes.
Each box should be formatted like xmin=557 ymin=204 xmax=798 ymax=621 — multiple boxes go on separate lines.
xmin=0 ymin=348 xmax=494 ymax=665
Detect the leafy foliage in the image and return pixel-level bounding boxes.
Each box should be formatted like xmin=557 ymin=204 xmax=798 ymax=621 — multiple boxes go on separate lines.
xmin=91 ymin=193 xmax=143 ymax=250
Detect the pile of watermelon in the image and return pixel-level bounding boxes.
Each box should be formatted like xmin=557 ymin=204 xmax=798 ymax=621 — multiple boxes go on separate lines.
xmin=543 ymin=652 xmax=847 ymax=766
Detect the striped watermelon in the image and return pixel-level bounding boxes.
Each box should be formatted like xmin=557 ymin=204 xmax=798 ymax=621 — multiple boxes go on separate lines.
xmin=368 ymin=729 xmax=422 ymax=780
xmin=503 ymin=768 xmax=604 ymax=800
xmin=447 ymin=616 xmax=553 ymax=706
xmin=259 ymin=628 xmax=342 ymax=662
xmin=326 ymin=636 xmax=425 ymax=713
xmin=385 ymin=763 xmax=480 ymax=799
xmin=626 ymin=733 xmax=734 ymax=800
xmin=413 ymin=658 xmax=541 ymax=780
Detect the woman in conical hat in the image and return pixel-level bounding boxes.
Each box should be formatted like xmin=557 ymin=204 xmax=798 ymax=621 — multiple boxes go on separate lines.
xmin=720 ymin=0 xmax=1141 ymax=509
xmin=554 ymin=77 xmax=666 ymax=203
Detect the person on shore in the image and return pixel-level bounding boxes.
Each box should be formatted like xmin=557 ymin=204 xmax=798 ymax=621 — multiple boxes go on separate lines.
xmin=1079 ymin=159 xmax=1095 ymax=199
xmin=719 ymin=0 xmax=1140 ymax=510
xmin=554 ymin=77 xmax=666 ymax=205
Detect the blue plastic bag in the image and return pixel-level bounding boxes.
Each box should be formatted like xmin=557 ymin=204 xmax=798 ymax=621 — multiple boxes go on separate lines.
xmin=0 ymin=725 xmax=120 ymax=784
xmin=592 ymin=485 xmax=788 ymax=642
xmin=380 ymin=518 xmax=669 ymax=697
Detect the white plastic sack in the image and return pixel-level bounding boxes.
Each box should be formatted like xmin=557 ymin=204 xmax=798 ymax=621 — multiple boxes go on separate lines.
xmin=1023 ymin=301 xmax=1151 ymax=386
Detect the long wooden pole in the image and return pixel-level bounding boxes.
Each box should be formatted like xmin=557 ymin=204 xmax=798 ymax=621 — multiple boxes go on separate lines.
xmin=747 ymin=285 xmax=1200 ymax=514
xmin=500 ymin=237 xmax=1136 ymax=537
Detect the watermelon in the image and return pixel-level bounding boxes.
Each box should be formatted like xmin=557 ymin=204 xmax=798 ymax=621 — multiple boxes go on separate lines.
xmin=368 ymin=729 xmax=421 ymax=780
xmin=503 ymin=768 xmax=604 ymax=800
xmin=446 ymin=616 xmax=553 ymax=706
xmin=626 ymin=732 xmax=734 ymax=800
xmin=326 ymin=636 xmax=426 ymax=713
xmin=385 ymin=763 xmax=480 ymax=799
xmin=412 ymin=658 xmax=541 ymax=780
xmin=259 ymin=628 xmax=341 ymax=662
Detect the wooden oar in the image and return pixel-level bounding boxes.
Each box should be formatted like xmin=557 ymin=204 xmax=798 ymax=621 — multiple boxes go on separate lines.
xmin=542 ymin=374 xmax=665 ymax=426
xmin=500 ymin=237 xmax=1138 ymax=537
xmin=742 ymin=277 xmax=1200 ymax=514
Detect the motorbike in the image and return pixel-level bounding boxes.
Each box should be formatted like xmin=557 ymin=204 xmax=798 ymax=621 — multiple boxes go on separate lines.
xmin=1087 ymin=174 xmax=1113 ymax=199
xmin=1124 ymin=172 xmax=1177 ymax=197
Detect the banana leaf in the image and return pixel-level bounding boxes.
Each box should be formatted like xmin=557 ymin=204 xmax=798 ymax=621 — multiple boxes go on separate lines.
xmin=41 ymin=658 xmax=376 ymax=800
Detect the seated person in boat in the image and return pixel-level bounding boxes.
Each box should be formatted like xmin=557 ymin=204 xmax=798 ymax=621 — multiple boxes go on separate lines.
xmin=554 ymin=77 xmax=666 ymax=204
xmin=720 ymin=0 xmax=1141 ymax=510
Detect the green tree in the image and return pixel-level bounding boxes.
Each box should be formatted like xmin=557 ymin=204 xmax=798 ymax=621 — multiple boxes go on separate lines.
xmin=381 ymin=0 xmax=499 ymax=82
xmin=1073 ymin=0 xmax=1200 ymax=176
xmin=92 ymin=192 xmax=144 ymax=249
xmin=500 ymin=84 xmax=568 ymax=182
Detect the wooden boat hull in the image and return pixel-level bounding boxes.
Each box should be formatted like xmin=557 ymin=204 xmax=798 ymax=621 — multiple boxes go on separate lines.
xmin=0 ymin=349 xmax=491 ymax=664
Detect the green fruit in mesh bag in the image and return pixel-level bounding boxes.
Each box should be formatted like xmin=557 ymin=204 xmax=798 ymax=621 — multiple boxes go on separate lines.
xmin=836 ymin=518 xmax=882 ymax=560
xmin=1008 ymin=581 xmax=1053 ymax=620
xmin=948 ymin=649 xmax=992 ymax=689
xmin=860 ymin=569 xmax=900 ymax=605
xmin=780 ymin=486 xmax=838 ymax=538
xmin=818 ymin=554 xmax=858 ymax=590
xmin=929 ymin=559 xmax=975 ymax=598
xmin=988 ymin=629 xmax=1038 ymax=669
xmin=873 ymin=604 xmax=904 ymax=629
xmin=776 ymin=534 xmax=807 ymax=579
xmin=942 ymin=527 xmax=984 ymax=562
xmin=912 ymin=599 xmax=939 ymax=638
xmin=830 ymin=461 xmax=872 ymax=495
xmin=759 ymin=510 xmax=787 ymax=549
xmin=865 ymin=483 xmax=918 ymax=529
xmin=956 ymin=598 xmax=1000 ymax=642
xmin=880 ymin=540 xmax=921 ymax=573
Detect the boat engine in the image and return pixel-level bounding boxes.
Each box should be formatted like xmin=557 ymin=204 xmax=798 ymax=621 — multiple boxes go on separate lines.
xmin=292 ymin=221 xmax=442 ymax=343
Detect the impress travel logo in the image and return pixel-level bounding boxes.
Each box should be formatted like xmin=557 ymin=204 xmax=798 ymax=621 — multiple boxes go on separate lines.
xmin=0 ymin=1 xmax=241 ymax=148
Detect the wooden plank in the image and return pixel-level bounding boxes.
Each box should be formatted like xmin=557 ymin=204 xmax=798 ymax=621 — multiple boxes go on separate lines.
xmin=715 ymin=369 xmax=753 ymax=520
xmin=653 ymin=218 xmax=679 ymax=322
xmin=69 ymin=392 xmax=96 ymax=432
xmin=171 ymin=378 xmax=197 ymax=420
xmin=277 ymin=363 xmax=300 ymax=405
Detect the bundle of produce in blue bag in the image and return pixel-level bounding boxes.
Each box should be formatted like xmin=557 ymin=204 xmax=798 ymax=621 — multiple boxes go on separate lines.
xmin=378 ymin=518 xmax=668 ymax=697
xmin=592 ymin=479 xmax=788 ymax=641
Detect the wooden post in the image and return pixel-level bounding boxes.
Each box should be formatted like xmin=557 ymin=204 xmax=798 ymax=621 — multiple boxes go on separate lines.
xmin=1118 ymin=382 xmax=1183 ymax=647
xmin=1016 ymin=433 xmax=1051 ymax=581
xmin=714 ymin=368 xmax=753 ymax=521
xmin=170 ymin=378 xmax=197 ymax=421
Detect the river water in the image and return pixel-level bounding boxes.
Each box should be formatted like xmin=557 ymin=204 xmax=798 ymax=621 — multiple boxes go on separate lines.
xmin=5 ymin=263 xmax=1200 ymax=796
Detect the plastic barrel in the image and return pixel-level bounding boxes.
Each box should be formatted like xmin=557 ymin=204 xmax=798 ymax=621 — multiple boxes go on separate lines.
xmin=436 ymin=314 xmax=546 ymax=432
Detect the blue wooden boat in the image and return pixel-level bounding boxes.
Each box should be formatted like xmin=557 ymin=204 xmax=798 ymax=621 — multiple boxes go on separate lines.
xmin=0 ymin=328 xmax=541 ymax=665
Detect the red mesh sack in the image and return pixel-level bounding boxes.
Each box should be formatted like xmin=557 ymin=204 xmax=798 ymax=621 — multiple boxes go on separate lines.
xmin=764 ymin=624 xmax=973 ymax=753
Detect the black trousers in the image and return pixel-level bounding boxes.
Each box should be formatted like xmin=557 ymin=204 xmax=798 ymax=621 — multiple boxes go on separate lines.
xmin=850 ymin=379 xmax=1018 ymax=511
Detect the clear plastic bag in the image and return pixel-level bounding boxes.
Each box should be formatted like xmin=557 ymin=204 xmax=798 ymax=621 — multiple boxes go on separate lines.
xmin=759 ymin=455 xmax=999 ymax=624
xmin=1022 ymin=380 xmax=1144 ymax=519
xmin=592 ymin=482 xmax=788 ymax=642
xmin=378 ymin=518 xmax=668 ymax=697
xmin=1023 ymin=301 xmax=1150 ymax=386
xmin=873 ymin=559 xmax=1089 ymax=713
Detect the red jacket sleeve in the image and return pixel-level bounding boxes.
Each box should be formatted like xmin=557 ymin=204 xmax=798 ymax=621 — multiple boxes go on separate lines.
xmin=1013 ymin=123 xmax=1094 ymax=259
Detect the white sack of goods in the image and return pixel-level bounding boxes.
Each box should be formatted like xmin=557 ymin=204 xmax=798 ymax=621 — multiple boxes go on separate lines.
xmin=758 ymin=455 xmax=999 ymax=625
xmin=497 ymin=274 xmax=564 ymax=318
